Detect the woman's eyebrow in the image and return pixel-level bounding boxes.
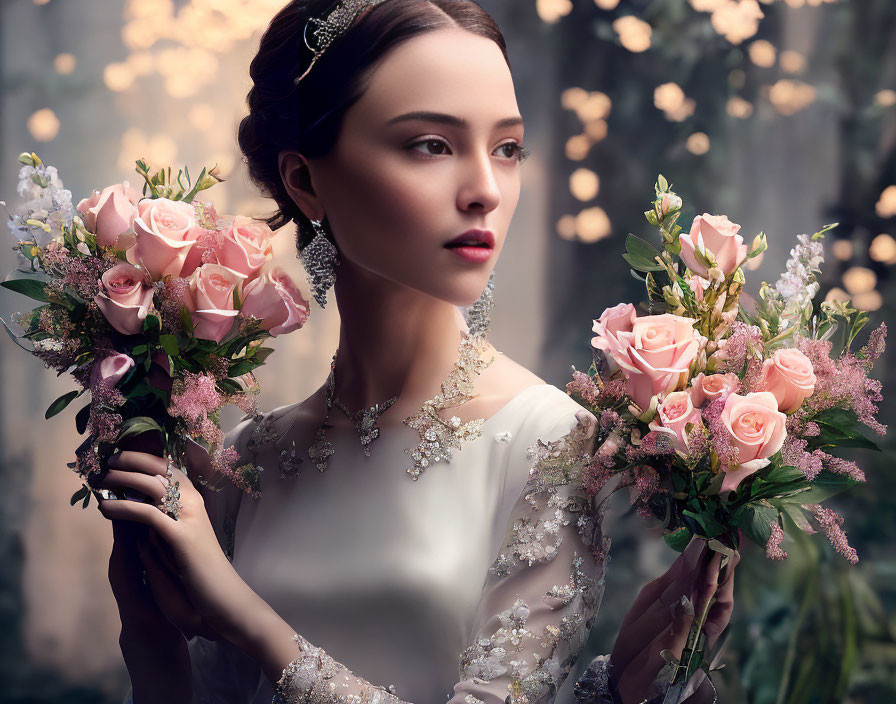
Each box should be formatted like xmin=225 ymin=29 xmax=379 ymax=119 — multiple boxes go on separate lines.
xmin=385 ymin=111 xmax=524 ymax=130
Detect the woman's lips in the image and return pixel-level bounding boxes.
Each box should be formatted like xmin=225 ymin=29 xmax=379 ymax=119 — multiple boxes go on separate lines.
xmin=445 ymin=243 xmax=493 ymax=263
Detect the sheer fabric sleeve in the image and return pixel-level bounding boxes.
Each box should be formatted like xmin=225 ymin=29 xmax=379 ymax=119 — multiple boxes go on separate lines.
xmin=271 ymin=408 xmax=611 ymax=704
xmin=188 ymin=413 xmax=269 ymax=703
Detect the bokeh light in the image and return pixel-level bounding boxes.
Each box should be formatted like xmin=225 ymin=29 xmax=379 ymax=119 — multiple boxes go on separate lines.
xmin=853 ymin=291 xmax=883 ymax=311
xmin=570 ymin=168 xmax=600 ymax=201
xmin=565 ymin=135 xmax=592 ymax=161
xmin=686 ymin=132 xmax=711 ymax=154
xmin=613 ymin=16 xmax=652 ymax=53
xmin=26 ymin=109 xmax=61 ymax=142
xmin=557 ymin=214 xmax=578 ymax=240
xmin=780 ymin=50 xmax=807 ymax=74
xmin=53 ymin=53 xmax=76 ymax=75
xmin=654 ymin=82 xmax=696 ymax=122
xmin=748 ymin=40 xmax=776 ymax=68
xmin=875 ymin=89 xmax=896 ymax=108
xmin=832 ymin=239 xmax=853 ymax=261
xmin=870 ymin=233 xmax=896 ymax=264
xmin=536 ymin=0 xmax=573 ymax=23
xmin=842 ymin=266 xmax=877 ymax=295
xmin=576 ymin=206 xmax=612 ymax=242
xmin=768 ymin=79 xmax=816 ymax=115
xmin=727 ymin=96 xmax=754 ymax=118
xmin=876 ymin=185 xmax=896 ymax=217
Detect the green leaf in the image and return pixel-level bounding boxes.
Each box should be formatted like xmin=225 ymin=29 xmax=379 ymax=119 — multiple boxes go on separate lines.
xmin=45 ymin=389 xmax=82 ymax=419
xmin=737 ymin=503 xmax=778 ymax=547
xmin=785 ymin=472 xmax=861 ymax=505
xmin=70 ymin=485 xmax=89 ymax=506
xmin=117 ymin=416 xmax=164 ymax=442
xmin=775 ymin=501 xmax=814 ymax=533
xmin=622 ymin=252 xmax=665 ymax=273
xmin=131 ymin=344 xmax=148 ymax=355
xmin=0 ymin=278 xmax=51 ymax=303
xmin=217 ymin=378 xmax=242 ymax=395
xmin=626 ymin=233 xmax=663 ymax=261
xmin=75 ymin=402 xmax=91 ymax=434
xmin=142 ymin=313 xmax=161 ymax=336
xmin=82 ymin=490 xmax=91 ymax=509
xmin=0 ymin=315 xmax=34 ymax=351
xmin=664 ymin=528 xmax=692 ymax=552
xmin=252 ymin=347 xmax=275 ymax=365
xmin=159 ymin=334 xmax=179 ymax=357
xmin=229 ymin=360 xmax=256 ymax=377
xmin=683 ymin=508 xmax=726 ymax=539
xmin=761 ymin=465 xmax=806 ymax=485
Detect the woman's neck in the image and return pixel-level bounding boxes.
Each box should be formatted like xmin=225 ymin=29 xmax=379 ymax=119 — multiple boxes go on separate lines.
xmin=330 ymin=273 xmax=471 ymax=419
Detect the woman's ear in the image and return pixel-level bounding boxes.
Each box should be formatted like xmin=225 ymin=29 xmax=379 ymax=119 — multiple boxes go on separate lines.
xmin=278 ymin=150 xmax=325 ymax=221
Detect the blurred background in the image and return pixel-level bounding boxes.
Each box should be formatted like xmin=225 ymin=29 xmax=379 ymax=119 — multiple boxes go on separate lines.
xmin=1 ymin=0 xmax=894 ymax=701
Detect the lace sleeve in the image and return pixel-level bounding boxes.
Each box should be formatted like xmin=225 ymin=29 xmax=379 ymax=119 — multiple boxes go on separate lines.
xmin=270 ymin=409 xmax=611 ymax=704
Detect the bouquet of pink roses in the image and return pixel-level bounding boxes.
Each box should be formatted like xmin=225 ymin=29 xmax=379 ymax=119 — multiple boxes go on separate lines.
xmin=2 ymin=152 xmax=310 ymax=504
xmin=569 ymin=176 xmax=886 ymax=691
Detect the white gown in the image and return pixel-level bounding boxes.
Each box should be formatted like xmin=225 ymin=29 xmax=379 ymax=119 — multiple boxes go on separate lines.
xmin=134 ymin=382 xmax=612 ymax=703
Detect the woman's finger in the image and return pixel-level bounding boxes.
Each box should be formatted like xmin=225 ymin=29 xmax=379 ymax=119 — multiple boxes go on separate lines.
xmin=617 ymin=593 xmax=695 ymax=703
xmin=619 ymin=538 xmax=705 ymax=632
xmin=139 ymin=534 xmax=208 ymax=640
xmin=95 ymin=468 xmax=168 ymax=504
xmin=703 ymin=554 xmax=738 ymax=647
xmin=98 ymin=498 xmax=172 ymax=536
xmin=108 ymin=450 xmax=168 ymax=476
xmin=613 ymin=542 xmax=707 ymax=674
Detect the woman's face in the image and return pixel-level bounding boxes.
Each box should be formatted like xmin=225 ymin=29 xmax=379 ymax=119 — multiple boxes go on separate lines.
xmin=301 ymin=27 xmax=525 ymax=307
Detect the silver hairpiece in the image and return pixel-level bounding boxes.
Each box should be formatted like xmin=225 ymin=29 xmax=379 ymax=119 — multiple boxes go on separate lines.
xmin=295 ymin=0 xmax=389 ymax=85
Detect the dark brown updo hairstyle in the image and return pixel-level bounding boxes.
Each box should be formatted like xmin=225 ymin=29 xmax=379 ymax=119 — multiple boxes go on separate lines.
xmin=237 ymin=0 xmax=509 ymax=251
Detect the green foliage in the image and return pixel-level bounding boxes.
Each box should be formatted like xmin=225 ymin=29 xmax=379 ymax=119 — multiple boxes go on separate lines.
xmin=45 ymin=390 xmax=83 ymax=419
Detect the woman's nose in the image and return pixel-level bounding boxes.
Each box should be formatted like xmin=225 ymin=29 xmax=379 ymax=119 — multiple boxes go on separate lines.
xmin=457 ymin=154 xmax=501 ymax=214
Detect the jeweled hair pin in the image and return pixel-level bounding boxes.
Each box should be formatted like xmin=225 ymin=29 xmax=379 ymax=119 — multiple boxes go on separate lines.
xmin=294 ymin=0 xmax=390 ymax=85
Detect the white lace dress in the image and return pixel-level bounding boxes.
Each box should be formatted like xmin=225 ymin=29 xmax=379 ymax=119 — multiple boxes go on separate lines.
xmin=130 ymin=383 xmax=613 ymax=703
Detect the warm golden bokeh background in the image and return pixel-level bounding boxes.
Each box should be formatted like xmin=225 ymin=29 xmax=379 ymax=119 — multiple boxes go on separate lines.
xmin=1 ymin=0 xmax=894 ymax=701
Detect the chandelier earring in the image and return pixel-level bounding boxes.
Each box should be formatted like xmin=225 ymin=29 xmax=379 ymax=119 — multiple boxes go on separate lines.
xmin=298 ymin=218 xmax=340 ymax=308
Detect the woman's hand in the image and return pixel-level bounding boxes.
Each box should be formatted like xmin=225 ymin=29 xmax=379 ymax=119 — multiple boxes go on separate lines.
xmin=609 ymin=538 xmax=739 ymax=704
xmin=107 ymin=517 xmax=192 ymax=703
xmin=95 ymin=451 xmax=255 ymax=650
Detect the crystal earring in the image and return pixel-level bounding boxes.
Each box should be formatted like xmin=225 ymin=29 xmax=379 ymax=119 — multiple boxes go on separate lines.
xmin=298 ymin=218 xmax=340 ymax=308
xmin=464 ymin=269 xmax=495 ymax=337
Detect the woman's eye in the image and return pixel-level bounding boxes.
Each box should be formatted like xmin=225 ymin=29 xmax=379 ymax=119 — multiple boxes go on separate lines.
xmin=495 ymin=142 xmax=531 ymax=164
xmin=410 ymin=139 xmax=451 ymax=156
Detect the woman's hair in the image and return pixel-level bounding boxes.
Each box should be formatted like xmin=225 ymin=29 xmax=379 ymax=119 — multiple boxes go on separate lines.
xmin=237 ymin=0 xmax=509 ymax=248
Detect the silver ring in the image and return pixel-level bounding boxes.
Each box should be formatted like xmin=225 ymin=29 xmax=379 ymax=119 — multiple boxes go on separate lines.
xmin=160 ymin=480 xmax=182 ymax=521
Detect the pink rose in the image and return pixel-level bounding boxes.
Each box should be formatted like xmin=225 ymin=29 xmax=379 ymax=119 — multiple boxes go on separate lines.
xmin=215 ymin=215 xmax=275 ymax=281
xmin=679 ymin=213 xmax=748 ymax=278
xmin=720 ymin=391 xmax=787 ymax=493
xmin=183 ymin=264 xmax=244 ymax=343
xmin=756 ymin=348 xmax=816 ymax=414
xmin=94 ymin=263 xmax=154 ymax=335
xmin=240 ymin=268 xmax=310 ymax=336
xmin=609 ymin=313 xmax=700 ymax=410
xmin=90 ymin=353 xmax=135 ymax=389
xmin=660 ymin=193 xmax=682 ymax=214
xmin=689 ymin=372 xmax=739 ymax=406
xmin=649 ymin=390 xmax=702 ymax=453
xmin=127 ymin=198 xmax=201 ymax=280
xmin=686 ymin=275 xmax=710 ymax=302
xmin=77 ymin=183 xmax=141 ymax=248
xmin=591 ymin=303 xmax=637 ymax=363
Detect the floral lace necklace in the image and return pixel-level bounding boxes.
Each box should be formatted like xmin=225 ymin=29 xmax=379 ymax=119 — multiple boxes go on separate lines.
xmin=306 ymin=330 xmax=496 ymax=480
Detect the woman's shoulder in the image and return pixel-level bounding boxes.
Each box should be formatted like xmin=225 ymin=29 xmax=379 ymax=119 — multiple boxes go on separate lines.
xmin=478 ymin=350 xmax=596 ymax=443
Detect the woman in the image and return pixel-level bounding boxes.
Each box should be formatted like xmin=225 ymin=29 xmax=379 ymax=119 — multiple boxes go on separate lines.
xmin=93 ymin=1 xmax=736 ymax=702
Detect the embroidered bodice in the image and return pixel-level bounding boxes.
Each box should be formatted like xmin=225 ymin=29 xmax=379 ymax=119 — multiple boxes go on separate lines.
xmin=181 ymin=383 xmax=611 ymax=703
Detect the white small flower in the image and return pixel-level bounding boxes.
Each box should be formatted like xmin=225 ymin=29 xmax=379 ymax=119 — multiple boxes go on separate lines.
xmin=494 ymin=431 xmax=513 ymax=444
